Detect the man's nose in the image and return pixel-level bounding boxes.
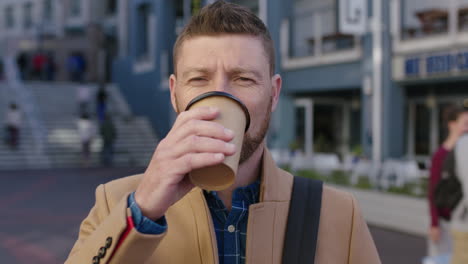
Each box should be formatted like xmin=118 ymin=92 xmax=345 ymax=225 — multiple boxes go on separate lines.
xmin=212 ymin=76 xmax=230 ymax=93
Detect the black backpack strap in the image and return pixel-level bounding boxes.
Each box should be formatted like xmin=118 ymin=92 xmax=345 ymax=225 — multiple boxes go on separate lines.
xmin=282 ymin=176 xmax=323 ymax=264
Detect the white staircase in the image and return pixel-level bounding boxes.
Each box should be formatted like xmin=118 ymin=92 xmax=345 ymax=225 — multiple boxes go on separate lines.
xmin=0 ymin=81 xmax=158 ymax=169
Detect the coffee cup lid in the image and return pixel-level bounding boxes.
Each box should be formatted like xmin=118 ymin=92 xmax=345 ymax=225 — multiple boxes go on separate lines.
xmin=185 ymin=91 xmax=251 ymax=132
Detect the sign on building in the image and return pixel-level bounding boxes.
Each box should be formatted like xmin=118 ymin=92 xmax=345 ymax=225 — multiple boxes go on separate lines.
xmin=339 ymin=0 xmax=367 ymax=35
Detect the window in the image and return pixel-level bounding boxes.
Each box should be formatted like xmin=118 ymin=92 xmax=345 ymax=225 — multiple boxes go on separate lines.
xmin=414 ymin=104 xmax=431 ymax=155
xmin=24 ymin=3 xmax=33 ymax=30
xmin=231 ymin=0 xmax=259 ymax=16
xmin=291 ymin=0 xmax=355 ymax=58
xmin=401 ymin=0 xmax=449 ymax=40
xmin=5 ymin=5 xmax=15 ymax=29
xmin=137 ymin=4 xmax=151 ymax=61
xmin=70 ymin=0 xmax=81 ymax=17
xmin=43 ymin=0 xmax=54 ymax=22
xmin=459 ymin=0 xmax=468 ymax=31
xmin=107 ymin=0 xmax=117 ymax=15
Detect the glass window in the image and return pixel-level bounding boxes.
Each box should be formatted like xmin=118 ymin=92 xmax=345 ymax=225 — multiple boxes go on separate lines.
xmin=137 ymin=4 xmax=151 ymax=60
xmin=43 ymin=0 xmax=53 ymax=21
xmin=24 ymin=3 xmax=33 ymax=30
xmin=313 ymin=104 xmax=343 ymax=154
xmin=107 ymin=0 xmax=117 ymax=15
xmin=401 ymin=0 xmax=449 ymax=40
xmin=291 ymin=0 xmax=355 ymax=58
xmin=414 ymin=104 xmax=431 ymax=155
xmin=70 ymin=0 xmax=81 ymax=17
xmin=458 ymin=0 xmax=468 ymax=31
xmin=231 ymin=0 xmax=259 ymax=16
xmin=5 ymin=5 xmax=15 ymax=29
xmin=294 ymin=106 xmax=306 ymax=153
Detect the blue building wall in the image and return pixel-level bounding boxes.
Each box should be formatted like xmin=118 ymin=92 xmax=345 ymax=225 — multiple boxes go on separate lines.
xmin=113 ymin=0 xmax=406 ymax=160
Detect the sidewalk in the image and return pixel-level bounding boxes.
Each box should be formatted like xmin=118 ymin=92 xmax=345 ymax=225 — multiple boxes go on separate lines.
xmin=336 ymin=185 xmax=428 ymax=236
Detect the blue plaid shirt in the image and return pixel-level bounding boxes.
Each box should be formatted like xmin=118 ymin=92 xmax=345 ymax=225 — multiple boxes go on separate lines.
xmin=203 ymin=180 xmax=260 ymax=264
xmin=128 ymin=180 xmax=260 ymax=264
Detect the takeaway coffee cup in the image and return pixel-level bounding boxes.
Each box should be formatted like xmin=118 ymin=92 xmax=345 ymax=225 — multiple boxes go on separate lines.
xmin=185 ymin=91 xmax=250 ymax=191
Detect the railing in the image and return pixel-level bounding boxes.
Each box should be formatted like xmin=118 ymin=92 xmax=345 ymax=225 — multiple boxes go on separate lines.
xmin=3 ymin=56 xmax=50 ymax=167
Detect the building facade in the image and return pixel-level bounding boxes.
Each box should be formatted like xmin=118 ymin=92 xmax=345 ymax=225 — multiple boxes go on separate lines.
xmin=113 ymin=0 xmax=468 ymax=166
xmin=0 ymin=0 xmax=119 ymax=82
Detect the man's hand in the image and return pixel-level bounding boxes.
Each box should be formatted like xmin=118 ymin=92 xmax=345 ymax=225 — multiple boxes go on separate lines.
xmin=429 ymin=226 xmax=441 ymax=242
xmin=134 ymin=107 xmax=236 ymax=220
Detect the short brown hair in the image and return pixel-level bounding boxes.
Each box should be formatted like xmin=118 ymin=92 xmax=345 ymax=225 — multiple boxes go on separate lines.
xmin=444 ymin=104 xmax=468 ymax=123
xmin=173 ymin=0 xmax=275 ymax=75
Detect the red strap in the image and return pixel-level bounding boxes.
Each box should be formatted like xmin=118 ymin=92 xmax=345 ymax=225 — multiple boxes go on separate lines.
xmin=109 ymin=216 xmax=135 ymax=261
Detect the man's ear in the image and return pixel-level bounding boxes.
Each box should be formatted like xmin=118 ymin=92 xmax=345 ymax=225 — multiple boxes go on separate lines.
xmin=169 ymin=74 xmax=179 ymax=113
xmin=271 ymin=74 xmax=282 ymax=112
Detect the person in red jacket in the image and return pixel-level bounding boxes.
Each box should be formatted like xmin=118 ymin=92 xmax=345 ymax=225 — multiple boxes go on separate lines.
xmin=428 ymin=105 xmax=468 ymax=256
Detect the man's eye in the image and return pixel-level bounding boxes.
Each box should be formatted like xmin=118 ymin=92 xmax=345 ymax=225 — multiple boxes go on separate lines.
xmin=237 ymin=77 xmax=254 ymax=83
xmin=189 ymin=77 xmax=207 ymax=82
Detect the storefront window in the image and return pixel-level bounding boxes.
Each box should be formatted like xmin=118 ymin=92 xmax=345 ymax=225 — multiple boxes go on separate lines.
xmin=414 ymin=104 xmax=431 ymax=155
xmin=294 ymin=106 xmax=306 ymax=153
xmin=401 ymin=0 xmax=449 ymax=40
xmin=313 ymin=104 xmax=342 ymax=154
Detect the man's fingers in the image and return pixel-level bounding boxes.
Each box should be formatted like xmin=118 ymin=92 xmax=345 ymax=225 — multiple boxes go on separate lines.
xmin=175 ymin=152 xmax=226 ymax=174
xmin=170 ymin=135 xmax=236 ymax=159
xmin=171 ymin=106 xmax=219 ymax=131
xmin=171 ymin=119 xmax=235 ymax=144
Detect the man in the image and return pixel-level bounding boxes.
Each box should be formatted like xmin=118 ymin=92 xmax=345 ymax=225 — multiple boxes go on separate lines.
xmin=428 ymin=106 xmax=468 ymax=256
xmin=451 ymin=101 xmax=468 ymax=264
xmin=65 ymin=2 xmax=380 ymax=263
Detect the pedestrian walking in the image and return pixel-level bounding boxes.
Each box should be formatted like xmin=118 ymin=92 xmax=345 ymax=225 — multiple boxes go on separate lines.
xmin=96 ymin=86 xmax=108 ymax=123
xmin=4 ymin=103 xmax=22 ymax=150
xmin=450 ymin=102 xmax=468 ymax=264
xmin=427 ymin=106 xmax=468 ymax=257
xmin=76 ymin=81 xmax=91 ymax=115
xmin=77 ymin=113 xmax=95 ymax=167
xmin=100 ymin=114 xmax=117 ymax=166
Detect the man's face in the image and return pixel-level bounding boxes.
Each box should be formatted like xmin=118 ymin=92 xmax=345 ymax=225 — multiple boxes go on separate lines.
xmin=170 ymin=35 xmax=282 ymax=163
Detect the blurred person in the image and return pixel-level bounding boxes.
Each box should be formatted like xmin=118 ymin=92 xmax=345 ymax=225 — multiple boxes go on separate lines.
xmin=76 ymin=81 xmax=91 ymax=115
xmin=96 ymin=85 xmax=108 ymax=123
xmin=427 ymin=106 xmax=468 ymax=256
xmin=32 ymin=53 xmax=46 ymax=80
xmin=4 ymin=103 xmax=22 ymax=149
xmin=100 ymin=114 xmax=117 ymax=167
xmin=0 ymin=58 xmax=4 ymax=80
xmin=16 ymin=53 xmax=28 ymax=80
xmin=77 ymin=113 xmax=95 ymax=167
xmin=44 ymin=53 xmax=56 ymax=81
xmin=65 ymin=2 xmax=381 ymax=264
xmin=450 ymin=102 xmax=468 ymax=264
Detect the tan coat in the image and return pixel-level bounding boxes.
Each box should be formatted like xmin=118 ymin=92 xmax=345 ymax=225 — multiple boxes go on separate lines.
xmin=65 ymin=149 xmax=381 ymax=264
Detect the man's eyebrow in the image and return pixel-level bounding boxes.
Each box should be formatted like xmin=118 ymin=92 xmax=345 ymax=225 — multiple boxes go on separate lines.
xmin=181 ymin=68 xmax=212 ymax=79
xmin=229 ymin=67 xmax=263 ymax=79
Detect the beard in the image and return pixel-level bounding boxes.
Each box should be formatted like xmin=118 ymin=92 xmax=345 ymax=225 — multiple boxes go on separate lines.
xmin=239 ymin=98 xmax=272 ymax=164
xmin=175 ymin=95 xmax=272 ymax=164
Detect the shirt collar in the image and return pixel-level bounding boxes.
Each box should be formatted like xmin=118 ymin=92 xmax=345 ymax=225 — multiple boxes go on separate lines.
xmin=204 ymin=179 xmax=260 ymax=209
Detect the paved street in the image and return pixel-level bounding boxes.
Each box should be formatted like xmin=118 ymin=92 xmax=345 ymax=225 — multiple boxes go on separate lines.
xmin=0 ymin=168 xmax=426 ymax=264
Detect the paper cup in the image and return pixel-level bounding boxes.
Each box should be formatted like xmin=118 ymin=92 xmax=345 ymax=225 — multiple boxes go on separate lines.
xmin=185 ymin=91 xmax=250 ymax=191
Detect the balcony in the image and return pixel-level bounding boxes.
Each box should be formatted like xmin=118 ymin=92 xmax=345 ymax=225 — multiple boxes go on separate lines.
xmin=281 ymin=6 xmax=361 ymax=70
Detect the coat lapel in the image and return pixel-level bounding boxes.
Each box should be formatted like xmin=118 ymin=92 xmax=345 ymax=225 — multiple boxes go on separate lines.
xmin=187 ymin=189 xmax=219 ymax=264
xmin=246 ymin=149 xmax=294 ymax=264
